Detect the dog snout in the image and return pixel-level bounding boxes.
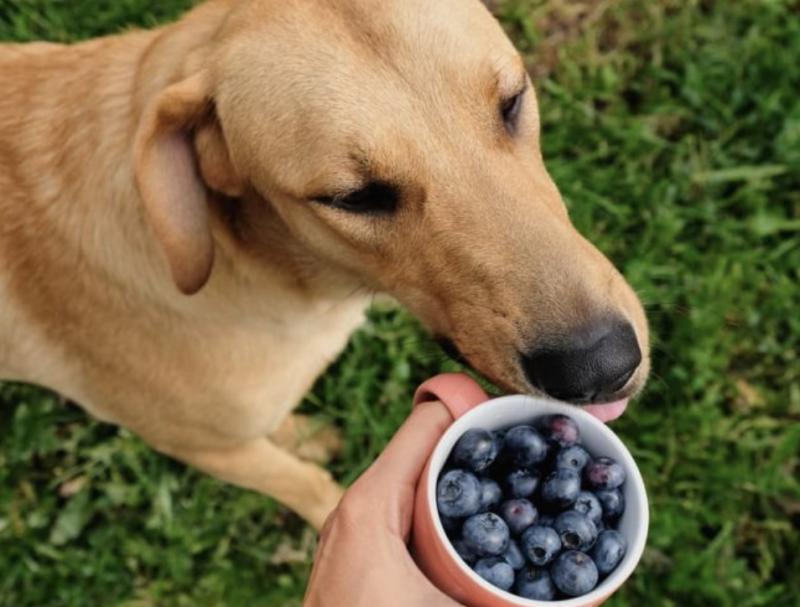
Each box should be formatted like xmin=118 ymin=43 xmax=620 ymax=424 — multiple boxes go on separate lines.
xmin=521 ymin=318 xmax=642 ymax=404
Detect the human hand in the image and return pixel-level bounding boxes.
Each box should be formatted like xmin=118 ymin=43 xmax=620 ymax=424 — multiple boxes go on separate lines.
xmin=303 ymin=400 xmax=466 ymax=607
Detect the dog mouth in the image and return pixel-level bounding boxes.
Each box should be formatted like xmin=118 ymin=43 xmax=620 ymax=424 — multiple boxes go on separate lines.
xmin=434 ymin=335 xmax=632 ymax=422
xmin=579 ymin=399 xmax=629 ymax=422
xmin=435 ymin=336 xmax=465 ymax=365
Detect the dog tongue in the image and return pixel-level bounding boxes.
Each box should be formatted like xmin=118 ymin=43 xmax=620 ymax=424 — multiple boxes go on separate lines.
xmin=581 ymin=398 xmax=629 ymax=423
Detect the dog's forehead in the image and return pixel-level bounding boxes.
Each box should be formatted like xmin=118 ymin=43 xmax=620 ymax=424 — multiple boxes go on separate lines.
xmin=216 ymin=0 xmax=523 ymax=194
xmin=221 ymin=0 xmax=518 ymax=85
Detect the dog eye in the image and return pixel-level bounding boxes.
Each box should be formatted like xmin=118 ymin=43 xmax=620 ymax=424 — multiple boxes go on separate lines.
xmin=315 ymin=182 xmax=399 ymax=214
xmin=501 ymin=88 xmax=526 ymax=134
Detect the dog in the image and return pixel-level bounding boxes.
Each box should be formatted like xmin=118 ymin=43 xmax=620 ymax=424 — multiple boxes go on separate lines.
xmin=0 ymin=0 xmax=649 ymax=530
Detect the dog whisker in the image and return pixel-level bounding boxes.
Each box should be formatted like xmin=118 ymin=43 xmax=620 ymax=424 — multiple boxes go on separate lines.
xmin=644 ymin=370 xmax=672 ymax=394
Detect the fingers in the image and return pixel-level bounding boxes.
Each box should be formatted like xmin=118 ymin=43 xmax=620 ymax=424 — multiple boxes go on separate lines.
xmin=364 ymin=400 xmax=453 ymax=490
xmin=329 ymin=401 xmax=451 ymax=539
xmin=341 ymin=400 xmax=452 ymax=531
xmin=305 ymin=403 xmax=469 ymax=607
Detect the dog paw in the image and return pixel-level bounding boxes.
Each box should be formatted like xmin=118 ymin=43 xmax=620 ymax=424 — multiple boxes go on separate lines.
xmin=271 ymin=414 xmax=344 ymax=464
xmin=307 ymin=482 xmax=346 ymax=531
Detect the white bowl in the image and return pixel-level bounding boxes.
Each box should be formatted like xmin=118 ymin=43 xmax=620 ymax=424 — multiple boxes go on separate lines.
xmin=418 ymin=393 xmax=649 ymax=607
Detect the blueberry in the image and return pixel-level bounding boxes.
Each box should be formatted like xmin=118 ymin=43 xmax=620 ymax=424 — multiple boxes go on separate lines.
xmin=573 ymin=491 xmax=603 ymax=524
xmin=595 ymin=488 xmax=625 ymax=521
xmin=520 ymin=525 xmax=561 ymax=567
xmin=479 ymin=478 xmax=503 ymax=512
xmin=541 ymin=469 xmax=581 ymax=508
xmin=591 ymin=530 xmax=628 ymax=577
xmin=462 ymin=513 xmax=511 ymax=557
xmin=502 ymin=539 xmax=526 ymax=571
xmin=474 ymin=557 xmax=515 ymax=591
xmin=499 ymin=499 xmax=538 ymax=536
xmin=505 ymin=469 xmax=541 ymax=499
xmin=515 ymin=566 xmax=556 ymax=601
xmin=502 ymin=425 xmax=550 ymax=468
xmin=584 ymin=457 xmax=626 ymax=491
xmin=541 ymin=414 xmax=580 ymax=447
xmin=452 ymin=538 xmax=478 ymax=565
xmin=551 ymin=551 xmax=599 ymax=597
xmin=441 ymin=418 xmax=629 ymax=601
xmin=452 ymin=429 xmax=500 ymax=473
xmin=554 ymin=510 xmax=598 ymax=551
xmin=555 ymin=445 xmax=592 ymax=473
xmin=437 ymin=470 xmax=482 ymax=519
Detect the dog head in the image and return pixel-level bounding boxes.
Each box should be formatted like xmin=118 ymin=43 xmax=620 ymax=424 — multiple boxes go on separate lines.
xmin=135 ymin=0 xmax=649 ymax=408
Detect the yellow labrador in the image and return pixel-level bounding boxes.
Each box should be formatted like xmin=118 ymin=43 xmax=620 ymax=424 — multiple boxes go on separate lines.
xmin=0 ymin=0 xmax=649 ymax=530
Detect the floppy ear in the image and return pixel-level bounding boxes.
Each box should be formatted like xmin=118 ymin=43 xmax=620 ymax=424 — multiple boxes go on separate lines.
xmin=135 ymin=72 xmax=244 ymax=295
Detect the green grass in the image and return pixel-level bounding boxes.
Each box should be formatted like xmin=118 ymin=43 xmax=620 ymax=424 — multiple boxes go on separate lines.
xmin=2 ymin=0 xmax=799 ymax=605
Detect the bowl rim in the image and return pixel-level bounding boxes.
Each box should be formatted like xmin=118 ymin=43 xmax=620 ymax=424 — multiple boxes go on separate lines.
xmin=425 ymin=394 xmax=650 ymax=607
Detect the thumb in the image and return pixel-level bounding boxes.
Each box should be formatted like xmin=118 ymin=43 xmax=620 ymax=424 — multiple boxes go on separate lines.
xmin=357 ymin=400 xmax=453 ymax=495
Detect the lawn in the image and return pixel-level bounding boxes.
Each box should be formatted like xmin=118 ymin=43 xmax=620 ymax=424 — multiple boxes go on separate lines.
xmin=1 ymin=0 xmax=799 ymax=606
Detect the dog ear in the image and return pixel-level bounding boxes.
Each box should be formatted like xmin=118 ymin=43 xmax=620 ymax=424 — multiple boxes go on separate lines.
xmin=135 ymin=72 xmax=244 ymax=295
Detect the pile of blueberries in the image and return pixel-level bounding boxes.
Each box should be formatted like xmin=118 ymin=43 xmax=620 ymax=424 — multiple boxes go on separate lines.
xmin=436 ymin=415 xmax=627 ymax=601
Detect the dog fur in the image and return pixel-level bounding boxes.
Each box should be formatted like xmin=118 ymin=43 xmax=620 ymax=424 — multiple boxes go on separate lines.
xmin=0 ymin=0 xmax=649 ymax=530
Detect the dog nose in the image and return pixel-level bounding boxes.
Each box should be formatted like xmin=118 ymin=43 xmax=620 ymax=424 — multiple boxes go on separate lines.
xmin=522 ymin=319 xmax=641 ymax=404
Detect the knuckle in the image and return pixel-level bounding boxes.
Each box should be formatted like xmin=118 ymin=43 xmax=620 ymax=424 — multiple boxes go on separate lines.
xmin=329 ymin=490 xmax=374 ymax=533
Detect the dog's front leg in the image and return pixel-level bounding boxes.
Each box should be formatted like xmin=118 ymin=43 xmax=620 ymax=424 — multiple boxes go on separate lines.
xmin=270 ymin=414 xmax=343 ymax=464
xmin=163 ymin=438 xmax=344 ymax=530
